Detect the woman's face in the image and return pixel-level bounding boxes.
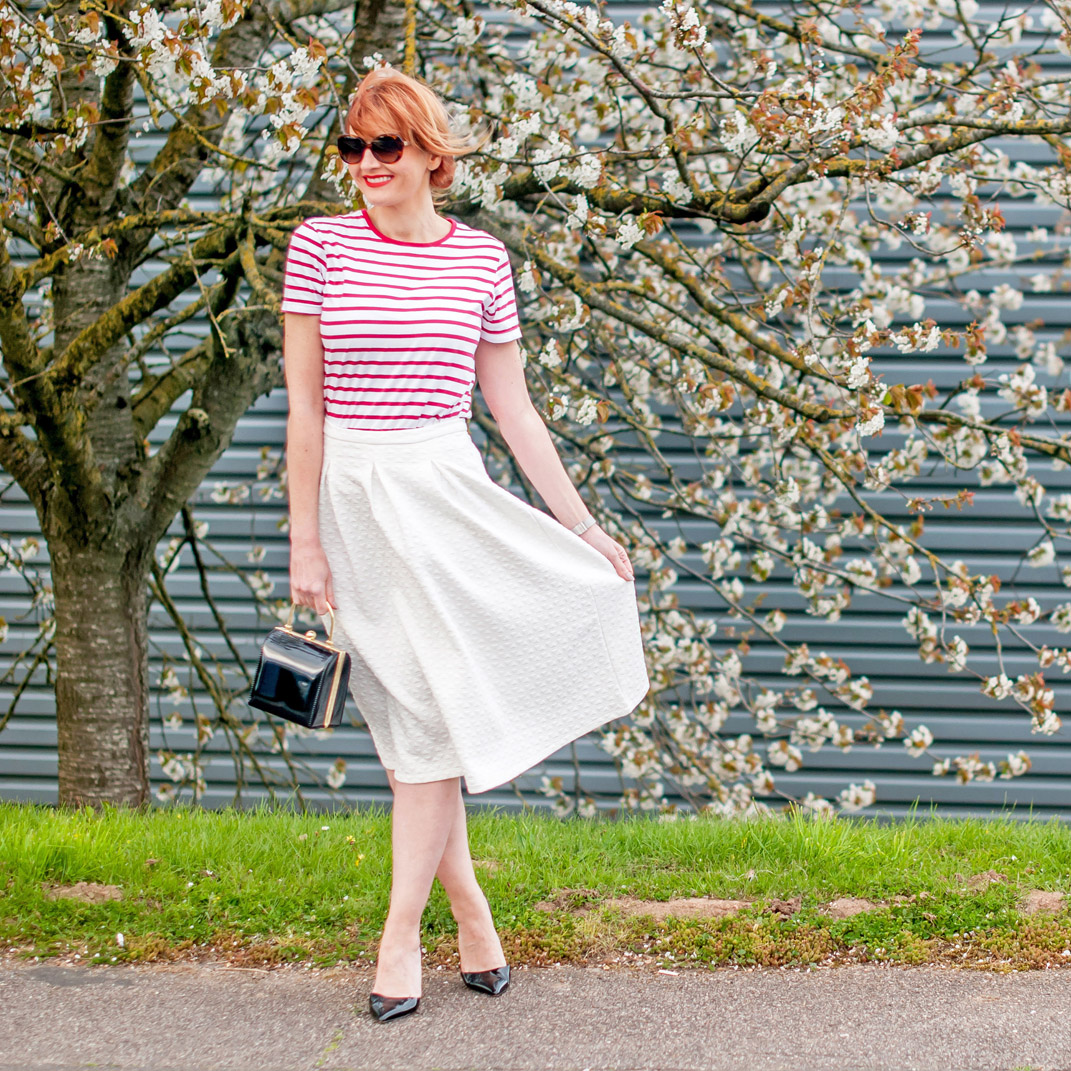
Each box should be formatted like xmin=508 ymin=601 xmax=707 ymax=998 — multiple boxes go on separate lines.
xmin=344 ymin=124 xmax=441 ymax=207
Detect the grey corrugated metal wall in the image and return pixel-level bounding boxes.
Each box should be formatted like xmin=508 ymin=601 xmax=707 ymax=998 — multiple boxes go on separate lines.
xmin=1 ymin=2 xmax=1069 ymax=819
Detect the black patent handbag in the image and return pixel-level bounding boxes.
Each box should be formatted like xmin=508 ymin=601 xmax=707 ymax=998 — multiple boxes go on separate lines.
xmin=248 ymin=602 xmax=351 ymax=729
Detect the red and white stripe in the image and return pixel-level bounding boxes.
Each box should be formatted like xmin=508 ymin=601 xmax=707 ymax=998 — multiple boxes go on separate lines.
xmin=281 ymin=210 xmax=523 ymax=430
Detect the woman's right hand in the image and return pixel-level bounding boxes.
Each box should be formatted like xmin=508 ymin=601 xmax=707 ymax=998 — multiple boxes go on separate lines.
xmin=289 ymin=539 xmax=335 ymax=615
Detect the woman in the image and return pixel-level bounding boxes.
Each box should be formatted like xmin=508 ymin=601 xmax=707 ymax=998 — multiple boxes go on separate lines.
xmin=281 ymin=67 xmax=649 ymax=1022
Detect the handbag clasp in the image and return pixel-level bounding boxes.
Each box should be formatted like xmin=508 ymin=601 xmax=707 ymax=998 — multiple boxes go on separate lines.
xmin=284 ymin=601 xmax=338 ymax=646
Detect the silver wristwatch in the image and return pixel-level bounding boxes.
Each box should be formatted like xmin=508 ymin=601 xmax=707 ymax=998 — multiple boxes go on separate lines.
xmin=570 ymin=513 xmax=598 ymax=536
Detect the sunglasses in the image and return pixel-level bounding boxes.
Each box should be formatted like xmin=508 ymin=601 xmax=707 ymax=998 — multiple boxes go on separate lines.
xmin=336 ymin=134 xmax=408 ymax=165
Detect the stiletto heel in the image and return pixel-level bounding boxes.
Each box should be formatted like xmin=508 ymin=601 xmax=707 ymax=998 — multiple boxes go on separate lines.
xmin=369 ymin=992 xmax=420 ymax=1021
xmin=460 ymin=963 xmax=510 ymax=995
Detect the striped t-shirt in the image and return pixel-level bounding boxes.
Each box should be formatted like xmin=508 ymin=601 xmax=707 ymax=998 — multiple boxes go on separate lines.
xmin=280 ymin=209 xmax=523 ymax=430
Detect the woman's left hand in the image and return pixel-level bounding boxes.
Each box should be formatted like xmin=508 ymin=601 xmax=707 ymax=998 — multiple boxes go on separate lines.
xmin=580 ymin=525 xmax=635 ymax=581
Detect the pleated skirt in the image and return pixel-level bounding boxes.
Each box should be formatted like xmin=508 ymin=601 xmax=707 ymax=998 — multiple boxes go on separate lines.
xmin=316 ymin=414 xmax=650 ymax=794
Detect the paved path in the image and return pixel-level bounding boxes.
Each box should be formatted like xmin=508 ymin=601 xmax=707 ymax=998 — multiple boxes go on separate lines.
xmin=3 ymin=960 xmax=1070 ymax=1071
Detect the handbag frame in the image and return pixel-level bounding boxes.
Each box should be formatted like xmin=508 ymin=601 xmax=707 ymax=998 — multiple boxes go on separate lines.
xmin=262 ymin=602 xmax=348 ymax=729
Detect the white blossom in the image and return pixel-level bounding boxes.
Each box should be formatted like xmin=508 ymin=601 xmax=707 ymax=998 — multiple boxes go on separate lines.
xmin=859 ymin=113 xmax=899 ymax=152
xmin=719 ymin=109 xmax=759 ymax=154
xmin=614 ymin=214 xmax=645 ymax=249
xmin=1027 ymin=540 xmax=1055 ymax=568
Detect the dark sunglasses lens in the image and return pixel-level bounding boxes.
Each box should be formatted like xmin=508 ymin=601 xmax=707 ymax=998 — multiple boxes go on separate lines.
xmin=337 ymin=135 xmax=363 ymax=163
xmin=336 ymin=135 xmax=404 ymax=164
xmin=371 ymin=136 xmax=404 ymax=163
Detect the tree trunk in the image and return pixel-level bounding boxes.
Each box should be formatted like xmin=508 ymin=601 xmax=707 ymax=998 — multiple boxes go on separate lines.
xmin=51 ymin=541 xmax=151 ymax=807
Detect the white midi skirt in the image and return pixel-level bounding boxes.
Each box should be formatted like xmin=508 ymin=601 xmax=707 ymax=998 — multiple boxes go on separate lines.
xmin=315 ymin=414 xmax=650 ymax=794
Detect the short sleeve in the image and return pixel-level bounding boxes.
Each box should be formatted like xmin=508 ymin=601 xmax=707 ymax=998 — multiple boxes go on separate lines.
xmin=280 ymin=221 xmax=327 ymax=315
xmin=479 ymin=243 xmax=522 ymax=343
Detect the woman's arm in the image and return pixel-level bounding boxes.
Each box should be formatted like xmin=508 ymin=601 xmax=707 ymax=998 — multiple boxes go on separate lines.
xmin=283 ymin=311 xmax=335 ymax=613
xmin=474 ymin=338 xmax=635 ymax=581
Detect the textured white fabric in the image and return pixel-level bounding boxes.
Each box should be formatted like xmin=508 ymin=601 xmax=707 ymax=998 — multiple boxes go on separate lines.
xmin=316 ymin=414 xmax=650 ymax=794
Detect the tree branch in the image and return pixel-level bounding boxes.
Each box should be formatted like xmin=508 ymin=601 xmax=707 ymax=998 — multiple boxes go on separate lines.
xmin=815 ymin=117 xmax=1071 ymax=184
xmin=114 ymin=0 xmax=351 ymax=265
xmin=130 ymin=251 xmax=245 ymax=436
xmin=131 ymin=308 xmax=284 ymax=548
xmin=0 ymin=414 xmax=46 ymax=513
xmin=15 ymin=208 xmax=236 ymax=291
xmin=633 ymin=237 xmax=830 ymax=381
xmin=486 ymin=213 xmax=844 ymax=421
xmin=0 ymin=236 xmax=106 ymax=519
xmin=81 ymin=10 xmax=137 ymax=216
xmin=47 ymin=221 xmax=241 ymax=392
xmin=131 ymin=347 xmax=212 ymax=439
xmin=238 ymin=228 xmax=281 ymax=313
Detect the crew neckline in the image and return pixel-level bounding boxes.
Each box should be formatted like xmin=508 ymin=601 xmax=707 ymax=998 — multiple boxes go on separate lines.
xmin=360 ymin=208 xmax=456 ymax=246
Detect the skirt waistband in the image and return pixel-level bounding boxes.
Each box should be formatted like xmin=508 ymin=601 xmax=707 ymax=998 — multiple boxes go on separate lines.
xmin=322 ymin=415 xmax=470 ymax=445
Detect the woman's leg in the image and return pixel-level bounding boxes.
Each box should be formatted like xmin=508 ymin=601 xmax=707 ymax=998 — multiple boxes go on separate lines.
xmin=372 ymin=771 xmax=459 ymax=998
xmin=385 ymin=770 xmax=506 ymax=973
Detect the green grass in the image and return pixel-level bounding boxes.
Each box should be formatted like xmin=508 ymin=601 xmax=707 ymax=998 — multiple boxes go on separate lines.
xmin=1 ymin=801 xmax=1069 ymax=972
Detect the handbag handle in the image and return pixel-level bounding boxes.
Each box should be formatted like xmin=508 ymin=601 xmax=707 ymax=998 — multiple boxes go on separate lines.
xmin=284 ymin=600 xmax=337 ymax=644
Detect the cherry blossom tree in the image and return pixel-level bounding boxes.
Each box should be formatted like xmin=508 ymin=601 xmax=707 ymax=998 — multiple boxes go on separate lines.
xmin=0 ymin=0 xmax=400 ymax=805
xmin=454 ymin=0 xmax=1070 ymax=817
xmin=2 ymin=0 xmax=1069 ymax=815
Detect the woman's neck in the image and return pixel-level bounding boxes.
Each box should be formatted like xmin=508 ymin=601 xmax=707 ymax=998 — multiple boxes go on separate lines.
xmin=363 ymin=204 xmax=451 ymax=243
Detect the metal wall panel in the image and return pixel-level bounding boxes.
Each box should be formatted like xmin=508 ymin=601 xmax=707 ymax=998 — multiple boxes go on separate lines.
xmin=1 ymin=3 xmax=1069 ymax=820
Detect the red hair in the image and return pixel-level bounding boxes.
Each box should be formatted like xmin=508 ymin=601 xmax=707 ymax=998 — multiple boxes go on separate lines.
xmin=344 ymin=68 xmax=490 ymax=203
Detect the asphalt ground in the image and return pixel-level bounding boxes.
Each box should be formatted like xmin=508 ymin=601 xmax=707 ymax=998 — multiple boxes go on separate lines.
xmin=3 ymin=959 xmax=1070 ymax=1071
